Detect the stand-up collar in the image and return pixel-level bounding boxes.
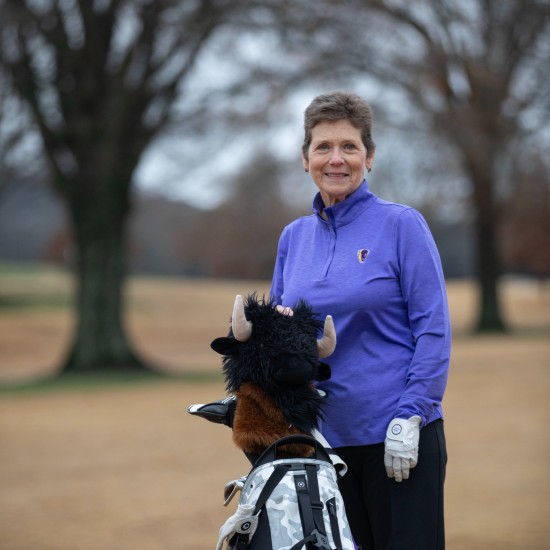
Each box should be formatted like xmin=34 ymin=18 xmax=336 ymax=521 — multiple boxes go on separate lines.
xmin=312 ymin=180 xmax=373 ymax=228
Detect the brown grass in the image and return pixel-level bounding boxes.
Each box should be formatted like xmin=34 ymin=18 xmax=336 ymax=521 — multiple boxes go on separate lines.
xmin=0 ymin=270 xmax=549 ymax=549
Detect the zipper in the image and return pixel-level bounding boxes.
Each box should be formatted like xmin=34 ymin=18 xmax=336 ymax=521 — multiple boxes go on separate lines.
xmin=321 ymin=209 xmax=337 ymax=279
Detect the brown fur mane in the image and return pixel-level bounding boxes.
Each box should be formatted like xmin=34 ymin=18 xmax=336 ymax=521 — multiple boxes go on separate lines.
xmin=233 ymin=382 xmax=314 ymax=458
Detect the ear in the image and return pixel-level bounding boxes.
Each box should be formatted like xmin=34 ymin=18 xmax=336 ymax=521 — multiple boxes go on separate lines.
xmin=366 ymin=148 xmax=375 ymax=172
xmin=210 ymin=337 xmax=241 ymax=356
xmin=302 ymin=153 xmax=309 ymax=173
xmin=315 ymin=362 xmax=331 ymax=382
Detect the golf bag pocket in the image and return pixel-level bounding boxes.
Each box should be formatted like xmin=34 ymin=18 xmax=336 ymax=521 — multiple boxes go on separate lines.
xmin=218 ymin=435 xmax=355 ymax=550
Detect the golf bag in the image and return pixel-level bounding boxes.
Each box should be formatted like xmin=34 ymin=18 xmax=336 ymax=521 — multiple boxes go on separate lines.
xmin=217 ymin=434 xmax=355 ymax=550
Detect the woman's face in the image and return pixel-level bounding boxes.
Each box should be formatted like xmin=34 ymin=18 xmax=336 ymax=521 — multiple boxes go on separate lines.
xmin=303 ymin=119 xmax=374 ymax=207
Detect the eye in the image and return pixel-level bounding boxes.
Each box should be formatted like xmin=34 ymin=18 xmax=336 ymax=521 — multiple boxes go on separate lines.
xmin=344 ymin=143 xmax=358 ymax=150
xmin=315 ymin=143 xmax=330 ymax=151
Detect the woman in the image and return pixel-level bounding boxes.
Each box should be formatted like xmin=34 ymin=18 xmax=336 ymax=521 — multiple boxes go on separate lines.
xmin=270 ymin=91 xmax=451 ymax=549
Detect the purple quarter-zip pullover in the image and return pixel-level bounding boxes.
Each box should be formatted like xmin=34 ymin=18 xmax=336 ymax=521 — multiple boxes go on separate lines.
xmin=270 ymin=180 xmax=451 ymax=447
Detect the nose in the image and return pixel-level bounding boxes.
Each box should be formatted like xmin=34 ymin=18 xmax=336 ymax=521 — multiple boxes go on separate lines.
xmin=329 ymin=147 xmax=344 ymax=165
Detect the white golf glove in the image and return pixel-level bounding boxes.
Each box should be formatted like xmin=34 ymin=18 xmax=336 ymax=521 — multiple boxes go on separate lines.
xmin=215 ymin=503 xmax=258 ymax=550
xmin=384 ymin=416 xmax=421 ymax=482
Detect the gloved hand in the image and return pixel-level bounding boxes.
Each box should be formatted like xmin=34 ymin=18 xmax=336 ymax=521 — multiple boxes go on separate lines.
xmin=215 ymin=503 xmax=258 ymax=550
xmin=384 ymin=416 xmax=421 ymax=482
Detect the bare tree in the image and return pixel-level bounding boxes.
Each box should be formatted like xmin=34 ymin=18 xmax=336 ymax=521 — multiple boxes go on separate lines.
xmin=365 ymin=0 xmax=549 ymax=331
xmin=0 ymin=0 xmax=251 ymax=372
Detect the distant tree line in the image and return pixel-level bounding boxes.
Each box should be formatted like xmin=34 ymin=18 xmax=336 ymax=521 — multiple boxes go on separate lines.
xmin=3 ymin=153 xmax=547 ymax=284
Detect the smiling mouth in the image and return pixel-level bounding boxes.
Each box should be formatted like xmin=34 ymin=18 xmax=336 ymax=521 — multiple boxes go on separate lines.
xmin=325 ymin=173 xmax=348 ymax=179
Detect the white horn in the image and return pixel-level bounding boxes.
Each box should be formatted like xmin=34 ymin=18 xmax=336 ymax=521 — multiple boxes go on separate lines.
xmin=317 ymin=315 xmax=336 ymax=358
xmin=231 ymin=295 xmax=253 ymax=342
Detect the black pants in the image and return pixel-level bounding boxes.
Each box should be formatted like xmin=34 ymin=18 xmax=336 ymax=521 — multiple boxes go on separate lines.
xmin=335 ymin=419 xmax=447 ymax=550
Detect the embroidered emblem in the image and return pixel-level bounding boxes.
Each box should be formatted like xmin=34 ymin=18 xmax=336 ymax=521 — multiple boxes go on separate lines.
xmin=391 ymin=424 xmax=402 ymax=436
xmin=357 ymin=249 xmax=370 ymax=263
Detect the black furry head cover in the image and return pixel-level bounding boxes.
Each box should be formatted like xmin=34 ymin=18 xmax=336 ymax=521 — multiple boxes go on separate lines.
xmin=210 ymin=294 xmax=336 ymax=436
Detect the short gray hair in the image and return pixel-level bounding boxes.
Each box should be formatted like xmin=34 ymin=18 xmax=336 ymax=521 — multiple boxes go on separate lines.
xmin=302 ymin=91 xmax=375 ymax=159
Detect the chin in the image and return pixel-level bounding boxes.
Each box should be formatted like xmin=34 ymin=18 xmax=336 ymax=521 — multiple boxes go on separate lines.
xmin=322 ymin=187 xmax=354 ymax=205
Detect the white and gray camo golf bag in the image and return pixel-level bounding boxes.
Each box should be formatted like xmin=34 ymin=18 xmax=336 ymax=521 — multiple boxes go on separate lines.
xmin=217 ymin=434 xmax=356 ymax=550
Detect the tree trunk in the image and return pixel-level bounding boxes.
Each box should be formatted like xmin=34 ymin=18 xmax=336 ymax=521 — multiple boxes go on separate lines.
xmin=469 ymin=161 xmax=507 ymax=333
xmin=62 ymin=188 xmax=147 ymax=372
xmin=473 ymin=205 xmax=507 ymax=333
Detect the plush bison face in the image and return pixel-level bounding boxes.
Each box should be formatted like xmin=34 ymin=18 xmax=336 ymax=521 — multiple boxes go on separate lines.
xmin=211 ymin=294 xmax=335 ymax=394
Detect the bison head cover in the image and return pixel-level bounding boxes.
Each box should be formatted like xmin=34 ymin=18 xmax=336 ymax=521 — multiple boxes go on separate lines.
xmin=210 ymin=294 xmax=336 ymax=457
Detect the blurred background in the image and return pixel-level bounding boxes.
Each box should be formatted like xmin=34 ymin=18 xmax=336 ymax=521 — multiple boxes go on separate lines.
xmin=0 ymin=1 xmax=549 ymax=549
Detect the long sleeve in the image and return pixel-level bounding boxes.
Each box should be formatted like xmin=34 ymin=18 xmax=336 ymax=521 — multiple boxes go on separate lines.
xmin=393 ymin=209 xmax=451 ymax=425
xmin=270 ymin=226 xmax=289 ymax=305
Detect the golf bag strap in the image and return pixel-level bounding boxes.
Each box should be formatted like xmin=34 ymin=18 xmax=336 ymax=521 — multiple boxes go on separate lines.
xmin=291 ymin=466 xmax=333 ymax=550
xmin=294 ymin=474 xmax=316 ymax=539
xmin=289 ymin=530 xmax=332 ymax=550
xmin=327 ymin=498 xmax=343 ymax=549
xmin=305 ymin=464 xmax=327 ymax=537
xmin=233 ymin=464 xmax=290 ymax=549
xmin=252 ymin=464 xmax=290 ymax=515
